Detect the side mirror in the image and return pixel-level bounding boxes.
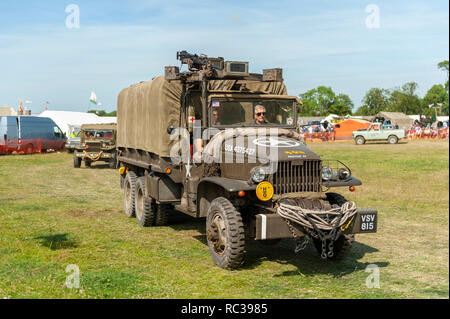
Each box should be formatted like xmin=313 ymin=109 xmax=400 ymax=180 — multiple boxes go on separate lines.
xmin=167 ymin=126 xmax=175 ymax=135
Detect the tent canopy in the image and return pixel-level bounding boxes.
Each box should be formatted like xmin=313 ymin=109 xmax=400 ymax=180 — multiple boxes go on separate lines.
xmin=38 ymin=111 xmax=117 ymax=136
xmin=334 ymin=118 xmax=371 ymax=139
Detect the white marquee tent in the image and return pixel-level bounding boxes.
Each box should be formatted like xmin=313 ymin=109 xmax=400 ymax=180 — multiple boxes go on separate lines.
xmin=38 ymin=111 xmax=116 ymax=136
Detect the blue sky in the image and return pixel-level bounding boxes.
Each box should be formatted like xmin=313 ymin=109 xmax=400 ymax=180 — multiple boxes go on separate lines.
xmin=0 ymin=0 xmax=448 ymax=113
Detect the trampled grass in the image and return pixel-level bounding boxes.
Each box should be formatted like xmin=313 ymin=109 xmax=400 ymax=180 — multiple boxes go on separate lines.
xmin=0 ymin=140 xmax=448 ymax=299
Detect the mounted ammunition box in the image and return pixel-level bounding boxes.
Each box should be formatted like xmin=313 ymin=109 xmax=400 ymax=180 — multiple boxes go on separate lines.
xmin=263 ymin=68 xmax=283 ymax=81
xmin=165 ymin=66 xmax=180 ymax=80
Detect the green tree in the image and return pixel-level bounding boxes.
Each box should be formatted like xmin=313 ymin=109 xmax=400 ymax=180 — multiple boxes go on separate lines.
xmin=385 ymin=82 xmax=421 ymax=115
xmin=329 ymin=94 xmax=354 ymax=115
xmin=422 ymin=84 xmax=449 ymax=116
xmin=88 ymin=110 xmax=116 ymax=117
xmin=356 ymin=88 xmax=389 ymax=115
xmin=437 ymin=60 xmax=449 ymax=113
xmin=299 ymin=86 xmax=353 ymax=116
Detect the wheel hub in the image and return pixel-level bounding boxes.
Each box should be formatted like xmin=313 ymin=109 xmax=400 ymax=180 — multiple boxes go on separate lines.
xmin=207 ymin=213 xmax=227 ymax=254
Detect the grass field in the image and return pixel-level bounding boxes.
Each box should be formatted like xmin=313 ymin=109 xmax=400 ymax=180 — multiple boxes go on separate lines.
xmin=0 ymin=140 xmax=448 ymax=299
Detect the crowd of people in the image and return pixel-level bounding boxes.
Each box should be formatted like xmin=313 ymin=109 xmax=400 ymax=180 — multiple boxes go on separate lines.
xmin=298 ymin=122 xmax=336 ymax=142
xmin=406 ymin=120 xmax=449 ymax=140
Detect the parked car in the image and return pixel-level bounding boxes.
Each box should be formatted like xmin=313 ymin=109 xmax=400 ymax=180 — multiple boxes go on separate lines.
xmin=0 ymin=116 xmax=66 ymax=154
xmin=352 ymin=122 xmax=406 ymax=145
xmin=65 ymin=130 xmax=81 ymax=153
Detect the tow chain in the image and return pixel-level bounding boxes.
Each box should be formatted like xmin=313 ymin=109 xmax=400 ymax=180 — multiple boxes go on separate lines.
xmin=83 ymin=150 xmax=104 ymax=161
xmin=278 ymin=201 xmax=357 ymax=258
xmin=285 ymin=219 xmax=309 ymax=253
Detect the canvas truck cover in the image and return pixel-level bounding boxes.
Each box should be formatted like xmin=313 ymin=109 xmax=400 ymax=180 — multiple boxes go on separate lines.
xmin=117 ymin=76 xmax=183 ymax=157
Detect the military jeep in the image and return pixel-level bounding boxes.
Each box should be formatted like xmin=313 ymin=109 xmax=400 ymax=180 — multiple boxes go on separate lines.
xmin=73 ymin=123 xmax=118 ymax=168
xmin=116 ymin=52 xmax=378 ymax=269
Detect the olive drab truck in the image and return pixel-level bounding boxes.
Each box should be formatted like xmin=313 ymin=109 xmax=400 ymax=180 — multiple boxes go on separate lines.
xmin=116 ymin=51 xmax=378 ymax=269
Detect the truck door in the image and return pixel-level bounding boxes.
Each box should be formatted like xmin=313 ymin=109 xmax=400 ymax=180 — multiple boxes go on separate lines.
xmin=368 ymin=124 xmax=379 ymax=140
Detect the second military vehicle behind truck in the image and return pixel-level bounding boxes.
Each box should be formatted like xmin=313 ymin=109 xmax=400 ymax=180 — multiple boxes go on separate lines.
xmin=73 ymin=123 xmax=117 ymax=168
xmin=115 ymin=51 xmax=378 ymax=269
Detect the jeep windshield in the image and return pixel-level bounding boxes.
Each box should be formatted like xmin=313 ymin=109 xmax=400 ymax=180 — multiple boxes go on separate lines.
xmin=84 ymin=130 xmax=115 ymax=140
xmin=209 ymin=98 xmax=297 ymax=128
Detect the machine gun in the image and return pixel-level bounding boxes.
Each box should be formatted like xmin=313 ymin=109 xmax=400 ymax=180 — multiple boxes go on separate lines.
xmin=176 ymin=51 xmax=223 ymax=72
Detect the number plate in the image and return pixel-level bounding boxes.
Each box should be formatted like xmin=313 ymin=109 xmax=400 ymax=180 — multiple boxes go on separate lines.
xmin=359 ymin=212 xmax=377 ymax=233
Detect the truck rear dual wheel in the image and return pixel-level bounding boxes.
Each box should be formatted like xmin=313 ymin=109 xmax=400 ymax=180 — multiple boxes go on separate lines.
xmin=206 ymin=197 xmax=245 ymax=270
xmin=135 ymin=176 xmax=156 ymax=227
xmin=134 ymin=176 xmax=170 ymax=227
xmin=123 ymin=171 xmax=137 ymax=218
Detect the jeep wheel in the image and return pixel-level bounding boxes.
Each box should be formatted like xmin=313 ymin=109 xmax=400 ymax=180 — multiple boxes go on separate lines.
xmin=135 ymin=176 xmax=156 ymax=227
xmin=388 ymin=135 xmax=398 ymax=144
xmin=109 ymin=151 xmax=117 ymax=169
xmin=312 ymin=192 xmax=354 ymax=260
xmin=206 ymin=197 xmax=245 ymax=269
xmin=73 ymin=152 xmax=81 ymax=168
xmin=355 ymin=136 xmax=365 ymax=145
xmin=123 ymin=171 xmax=137 ymax=218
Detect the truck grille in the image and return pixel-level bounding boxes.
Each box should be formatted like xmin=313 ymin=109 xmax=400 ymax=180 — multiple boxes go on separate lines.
xmin=272 ymin=160 xmax=322 ymax=194
xmin=85 ymin=142 xmax=102 ymax=152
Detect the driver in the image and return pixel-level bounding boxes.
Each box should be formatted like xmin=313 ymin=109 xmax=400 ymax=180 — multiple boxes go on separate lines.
xmin=254 ymin=105 xmax=268 ymax=125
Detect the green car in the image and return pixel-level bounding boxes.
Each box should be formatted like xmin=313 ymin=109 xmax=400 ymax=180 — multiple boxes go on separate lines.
xmin=352 ymin=123 xmax=406 ymax=145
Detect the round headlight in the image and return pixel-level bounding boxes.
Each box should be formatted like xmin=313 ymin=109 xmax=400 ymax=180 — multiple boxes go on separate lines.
xmin=251 ymin=168 xmax=266 ymax=183
xmin=338 ymin=168 xmax=350 ymax=180
xmin=322 ymin=166 xmax=333 ymax=180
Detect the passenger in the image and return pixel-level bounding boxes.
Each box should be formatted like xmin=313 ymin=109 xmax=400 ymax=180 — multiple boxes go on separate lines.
xmin=211 ymin=109 xmax=221 ymax=126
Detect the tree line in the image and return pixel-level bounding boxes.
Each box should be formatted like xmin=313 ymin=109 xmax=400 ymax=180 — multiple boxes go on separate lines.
xmin=298 ymin=60 xmax=449 ymax=117
xmin=88 ymin=110 xmax=117 ymax=117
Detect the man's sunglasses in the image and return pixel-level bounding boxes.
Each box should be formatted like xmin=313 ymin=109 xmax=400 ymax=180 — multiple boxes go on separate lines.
xmin=256 ymin=112 xmax=266 ymax=116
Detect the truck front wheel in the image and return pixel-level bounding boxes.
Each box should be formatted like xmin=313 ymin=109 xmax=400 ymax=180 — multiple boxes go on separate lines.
xmin=206 ymin=197 xmax=245 ymax=270
xmin=355 ymin=136 xmax=365 ymax=145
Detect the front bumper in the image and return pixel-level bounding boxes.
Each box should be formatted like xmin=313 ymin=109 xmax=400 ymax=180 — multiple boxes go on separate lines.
xmin=250 ymin=209 xmax=378 ymax=240
xmin=75 ymin=151 xmax=113 ymax=161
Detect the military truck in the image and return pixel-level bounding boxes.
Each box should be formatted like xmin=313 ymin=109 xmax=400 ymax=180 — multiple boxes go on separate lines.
xmin=73 ymin=123 xmax=117 ymax=168
xmin=352 ymin=123 xmax=406 ymax=145
xmin=116 ymin=52 xmax=378 ymax=269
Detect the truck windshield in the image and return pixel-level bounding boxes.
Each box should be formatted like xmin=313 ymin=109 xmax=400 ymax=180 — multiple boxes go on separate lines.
xmin=210 ymin=99 xmax=296 ymax=127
